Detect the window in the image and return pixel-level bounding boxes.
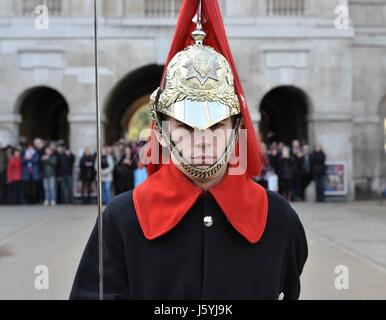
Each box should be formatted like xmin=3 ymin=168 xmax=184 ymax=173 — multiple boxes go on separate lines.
xmin=144 ymin=0 xmax=182 ymax=17
xmin=266 ymin=0 xmax=305 ymax=16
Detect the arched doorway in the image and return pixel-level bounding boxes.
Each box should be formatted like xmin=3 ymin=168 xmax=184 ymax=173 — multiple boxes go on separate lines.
xmin=122 ymin=95 xmax=153 ymax=142
xmin=104 ymin=64 xmax=164 ymax=144
xmin=17 ymin=86 xmax=69 ymax=144
xmin=259 ymin=86 xmax=310 ymax=145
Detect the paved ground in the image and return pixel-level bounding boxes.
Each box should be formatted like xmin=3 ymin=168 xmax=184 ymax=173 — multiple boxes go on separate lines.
xmin=294 ymin=200 xmax=386 ymax=299
xmin=0 ymin=199 xmax=385 ymax=300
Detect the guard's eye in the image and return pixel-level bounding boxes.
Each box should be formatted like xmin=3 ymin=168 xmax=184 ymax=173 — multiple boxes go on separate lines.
xmin=210 ymin=121 xmax=225 ymax=130
xmin=175 ymin=122 xmax=193 ymax=131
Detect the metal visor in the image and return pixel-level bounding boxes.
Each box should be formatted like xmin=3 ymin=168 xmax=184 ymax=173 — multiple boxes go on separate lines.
xmin=160 ymin=100 xmax=239 ymax=130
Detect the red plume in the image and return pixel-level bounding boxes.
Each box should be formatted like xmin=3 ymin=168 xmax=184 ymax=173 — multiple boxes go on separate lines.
xmin=146 ymin=0 xmax=266 ymax=178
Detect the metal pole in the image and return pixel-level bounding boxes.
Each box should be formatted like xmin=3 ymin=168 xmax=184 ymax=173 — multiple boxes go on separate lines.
xmin=93 ymin=0 xmax=104 ymax=301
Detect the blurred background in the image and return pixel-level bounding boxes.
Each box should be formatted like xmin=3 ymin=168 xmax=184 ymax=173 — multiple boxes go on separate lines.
xmin=0 ymin=0 xmax=385 ymax=300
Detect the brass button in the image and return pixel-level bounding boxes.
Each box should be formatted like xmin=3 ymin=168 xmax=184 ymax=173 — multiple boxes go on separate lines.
xmin=203 ymin=216 xmax=213 ymax=227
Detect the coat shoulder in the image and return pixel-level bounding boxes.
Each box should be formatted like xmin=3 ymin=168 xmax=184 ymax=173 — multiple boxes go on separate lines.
xmin=102 ymin=190 xmax=139 ymax=233
xmin=265 ymin=189 xmax=302 ymax=232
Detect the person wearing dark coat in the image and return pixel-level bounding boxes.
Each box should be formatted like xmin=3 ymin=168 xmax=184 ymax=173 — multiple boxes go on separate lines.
xmin=300 ymin=144 xmax=312 ymax=201
xmin=267 ymin=147 xmax=279 ymax=175
xmin=79 ymin=148 xmax=96 ymax=204
xmin=292 ymin=151 xmax=305 ymax=201
xmin=21 ymin=144 xmax=41 ymax=204
xmin=70 ymin=0 xmax=307 ymax=300
xmin=277 ymin=146 xmax=296 ymax=201
xmin=57 ymin=146 xmax=75 ymax=204
xmin=114 ymin=146 xmax=136 ymax=195
xmin=310 ymin=143 xmax=327 ymax=202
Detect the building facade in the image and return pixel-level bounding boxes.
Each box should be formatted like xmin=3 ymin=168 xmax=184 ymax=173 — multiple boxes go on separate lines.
xmin=0 ymin=0 xmax=385 ymax=199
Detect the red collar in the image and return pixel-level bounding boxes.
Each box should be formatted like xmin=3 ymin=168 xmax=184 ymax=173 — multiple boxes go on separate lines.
xmin=133 ymin=163 xmax=268 ymax=244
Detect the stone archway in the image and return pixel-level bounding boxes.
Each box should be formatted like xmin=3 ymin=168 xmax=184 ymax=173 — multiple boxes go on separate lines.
xmin=104 ymin=64 xmax=164 ymax=144
xmin=259 ymin=85 xmax=310 ymax=145
xmin=17 ymin=86 xmax=69 ymax=144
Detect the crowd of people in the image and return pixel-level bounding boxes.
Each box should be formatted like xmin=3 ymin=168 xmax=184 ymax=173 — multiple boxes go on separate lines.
xmin=0 ymin=138 xmax=75 ymax=206
xmin=0 ymin=137 xmax=327 ymax=206
xmin=0 ymin=138 xmax=147 ymax=206
xmin=78 ymin=141 xmax=147 ymax=205
xmin=254 ymin=140 xmax=327 ymax=202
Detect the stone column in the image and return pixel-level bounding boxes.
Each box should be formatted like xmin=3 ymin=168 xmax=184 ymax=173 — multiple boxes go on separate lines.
xmin=0 ymin=0 xmax=13 ymax=17
xmin=352 ymin=114 xmax=383 ymax=197
xmin=308 ymin=112 xmax=355 ymax=200
xmin=103 ymin=0 xmax=124 ymax=17
xmin=123 ymin=0 xmax=145 ymax=16
xmin=0 ymin=113 xmax=21 ymax=146
xmin=68 ymin=112 xmax=107 ymax=155
xmin=69 ymin=0 xmax=96 ymax=16
xmin=225 ymin=0 xmax=258 ymax=17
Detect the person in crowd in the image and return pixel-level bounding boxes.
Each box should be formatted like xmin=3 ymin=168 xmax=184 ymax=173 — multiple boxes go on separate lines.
xmin=134 ymin=160 xmax=148 ymax=187
xmin=34 ymin=138 xmax=45 ymax=203
xmin=112 ymin=144 xmax=123 ymax=196
xmin=98 ymin=146 xmax=114 ymax=205
xmin=7 ymin=148 xmax=23 ymax=204
xmin=300 ymin=144 xmax=312 ymax=201
xmin=278 ymin=146 xmax=296 ymax=201
xmin=57 ymin=145 xmax=75 ymax=204
xmin=79 ymin=148 xmax=96 ymax=204
xmin=291 ymin=145 xmax=304 ymax=202
xmin=41 ymin=146 xmax=58 ymax=206
xmin=114 ymin=146 xmax=136 ymax=195
xmin=266 ymin=143 xmax=279 ymax=175
xmin=21 ymin=142 xmax=41 ymax=204
xmin=265 ymin=167 xmax=279 ymax=193
xmin=310 ymin=143 xmax=327 ymax=202
xmin=291 ymin=140 xmax=301 ymax=155
xmin=277 ymin=142 xmax=285 ymax=157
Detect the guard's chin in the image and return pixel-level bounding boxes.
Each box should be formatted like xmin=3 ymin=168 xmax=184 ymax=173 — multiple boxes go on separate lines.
xmin=193 ymin=164 xmax=211 ymax=169
xmin=190 ymin=158 xmax=216 ymax=167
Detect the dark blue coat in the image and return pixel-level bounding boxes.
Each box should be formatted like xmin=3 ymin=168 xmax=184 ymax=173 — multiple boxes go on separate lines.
xmin=21 ymin=150 xmax=41 ymax=181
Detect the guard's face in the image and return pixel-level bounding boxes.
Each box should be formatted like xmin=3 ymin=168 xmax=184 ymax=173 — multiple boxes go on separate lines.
xmin=166 ymin=116 xmax=233 ymax=168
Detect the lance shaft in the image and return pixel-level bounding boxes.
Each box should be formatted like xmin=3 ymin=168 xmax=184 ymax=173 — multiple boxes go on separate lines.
xmin=93 ymin=0 xmax=104 ymax=301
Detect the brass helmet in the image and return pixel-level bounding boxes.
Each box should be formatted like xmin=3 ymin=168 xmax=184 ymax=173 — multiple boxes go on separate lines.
xmin=150 ymin=44 xmax=240 ymax=130
xmin=150 ymin=11 xmax=242 ymax=179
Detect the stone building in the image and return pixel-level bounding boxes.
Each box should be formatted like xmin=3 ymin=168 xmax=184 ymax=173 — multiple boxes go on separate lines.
xmin=0 ymin=0 xmax=385 ymax=199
